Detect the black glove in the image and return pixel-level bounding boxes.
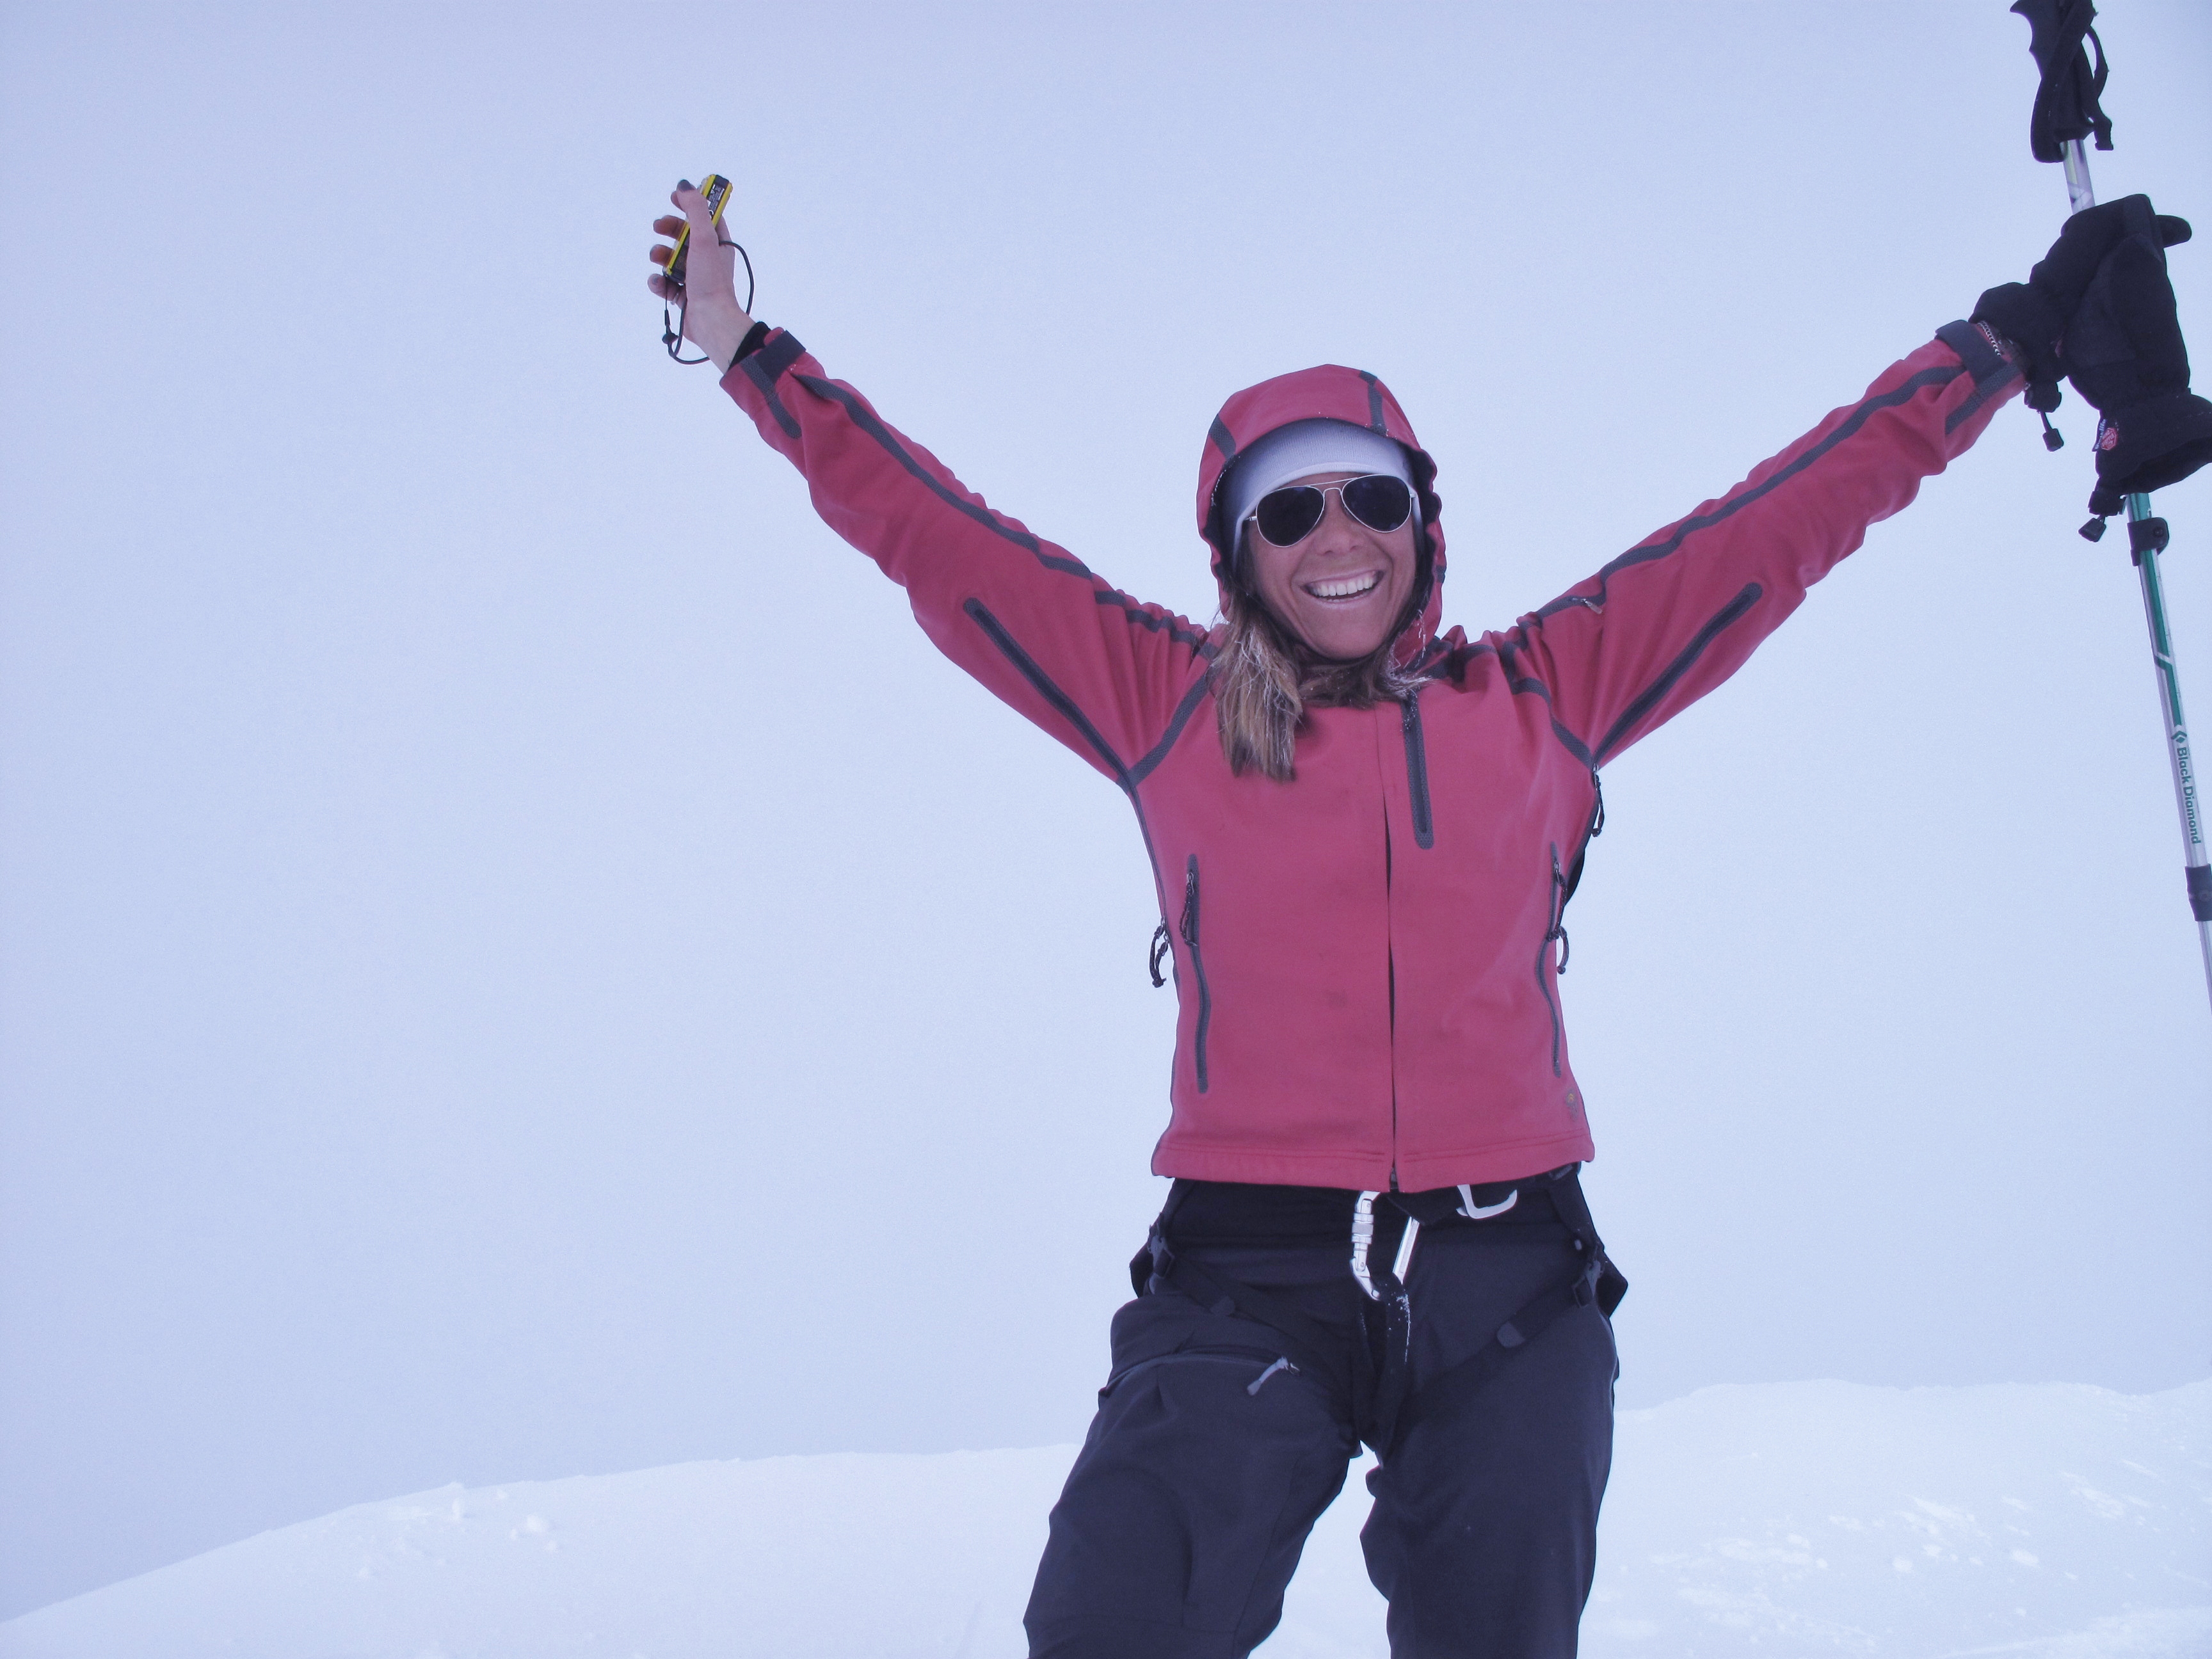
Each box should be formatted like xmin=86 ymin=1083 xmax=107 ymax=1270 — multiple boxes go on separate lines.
xmin=2056 ymin=198 xmax=2212 ymax=517
xmin=1973 ymin=196 xmax=2189 ymax=383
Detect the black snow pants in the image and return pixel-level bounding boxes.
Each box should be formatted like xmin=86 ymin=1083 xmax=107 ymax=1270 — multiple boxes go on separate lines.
xmin=1024 ymin=1168 xmax=1622 ymax=1659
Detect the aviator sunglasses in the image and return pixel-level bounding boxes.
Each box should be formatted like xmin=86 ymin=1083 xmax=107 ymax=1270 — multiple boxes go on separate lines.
xmin=1244 ymin=475 xmax=1414 ymax=548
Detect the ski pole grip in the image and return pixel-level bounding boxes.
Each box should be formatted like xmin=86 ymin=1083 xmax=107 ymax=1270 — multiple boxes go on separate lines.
xmin=2012 ymin=0 xmax=2113 ymax=162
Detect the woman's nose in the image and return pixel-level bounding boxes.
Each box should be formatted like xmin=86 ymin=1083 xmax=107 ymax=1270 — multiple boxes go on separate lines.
xmin=1311 ymin=492 xmax=1365 ymax=545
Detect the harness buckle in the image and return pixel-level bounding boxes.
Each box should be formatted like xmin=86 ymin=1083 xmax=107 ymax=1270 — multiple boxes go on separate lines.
xmin=1571 ymin=1256 xmax=1601 ymax=1308
xmin=1131 ymin=1221 xmax=1177 ymax=1295
xmin=1455 ymin=1183 xmax=1519 ymax=1220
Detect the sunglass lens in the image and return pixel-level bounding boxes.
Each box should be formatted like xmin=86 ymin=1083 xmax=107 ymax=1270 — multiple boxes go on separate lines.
xmin=1343 ymin=476 xmax=1413 ymax=533
xmin=1253 ymin=486 xmax=1326 ymax=547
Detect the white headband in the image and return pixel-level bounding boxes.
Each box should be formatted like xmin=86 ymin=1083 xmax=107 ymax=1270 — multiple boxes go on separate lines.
xmin=1220 ymin=419 xmax=1416 ymax=561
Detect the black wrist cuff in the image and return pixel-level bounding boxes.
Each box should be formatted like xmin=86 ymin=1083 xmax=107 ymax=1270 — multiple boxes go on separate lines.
xmin=1937 ymin=318 xmax=2016 ymax=390
xmin=1970 ymin=282 xmax=2065 ymax=383
xmin=732 ymin=320 xmax=771 ymax=364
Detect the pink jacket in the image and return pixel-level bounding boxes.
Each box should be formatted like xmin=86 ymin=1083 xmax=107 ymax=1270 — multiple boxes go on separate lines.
xmin=723 ymin=322 xmax=2021 ymax=1190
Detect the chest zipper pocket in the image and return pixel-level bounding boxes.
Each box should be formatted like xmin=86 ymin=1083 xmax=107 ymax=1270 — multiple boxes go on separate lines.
xmin=1535 ymin=844 xmax=1569 ymax=1077
xmin=1182 ymin=855 xmax=1212 ymax=1093
xmin=1400 ymin=693 xmax=1434 ymax=850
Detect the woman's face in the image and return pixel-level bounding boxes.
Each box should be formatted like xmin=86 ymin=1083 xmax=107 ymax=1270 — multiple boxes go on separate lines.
xmin=1245 ymin=472 xmax=1421 ymax=661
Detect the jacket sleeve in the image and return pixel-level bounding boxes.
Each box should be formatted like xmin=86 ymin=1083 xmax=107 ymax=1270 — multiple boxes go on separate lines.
xmin=1496 ymin=323 xmax=2024 ymax=768
xmin=719 ymin=330 xmax=1212 ymax=787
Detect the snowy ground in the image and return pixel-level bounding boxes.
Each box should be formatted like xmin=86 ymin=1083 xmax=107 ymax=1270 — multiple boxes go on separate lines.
xmin=3 ymin=1379 xmax=2205 ymax=1658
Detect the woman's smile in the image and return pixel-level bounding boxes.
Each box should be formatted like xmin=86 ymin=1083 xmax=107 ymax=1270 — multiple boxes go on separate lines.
xmin=1302 ymin=570 xmax=1383 ymax=601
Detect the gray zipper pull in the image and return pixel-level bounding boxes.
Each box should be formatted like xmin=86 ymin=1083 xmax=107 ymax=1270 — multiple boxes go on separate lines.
xmin=1247 ymin=1356 xmax=1297 ymax=1396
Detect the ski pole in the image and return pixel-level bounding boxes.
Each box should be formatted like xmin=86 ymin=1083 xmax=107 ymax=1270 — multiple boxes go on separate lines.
xmin=2014 ymin=1 xmax=2212 ymax=1010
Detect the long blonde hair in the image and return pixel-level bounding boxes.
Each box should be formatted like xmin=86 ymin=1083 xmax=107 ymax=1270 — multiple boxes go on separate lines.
xmin=1212 ymin=542 xmax=1430 ymax=781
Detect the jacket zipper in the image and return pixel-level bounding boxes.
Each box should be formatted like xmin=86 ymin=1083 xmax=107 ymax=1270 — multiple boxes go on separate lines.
xmin=1561 ymin=766 xmax=1605 ymax=908
xmin=1181 ymin=854 xmax=1212 ymax=1093
xmin=1387 ymin=936 xmax=1399 ymax=1191
xmin=1536 ymin=843 xmax=1567 ymax=1077
xmin=1386 ymin=806 xmax=1400 ymax=1191
xmin=1388 ymin=691 xmax=1433 ymax=1189
xmin=1399 ymin=693 xmax=1434 ymax=850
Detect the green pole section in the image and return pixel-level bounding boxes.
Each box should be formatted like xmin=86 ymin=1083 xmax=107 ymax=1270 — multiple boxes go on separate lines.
xmin=2124 ymin=492 xmax=2212 ymax=1000
xmin=2057 ymin=140 xmax=2212 ymax=1010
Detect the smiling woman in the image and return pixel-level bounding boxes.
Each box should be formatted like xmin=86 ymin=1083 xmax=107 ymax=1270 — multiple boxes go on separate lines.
xmin=1205 ymin=417 xmax=1430 ymax=779
xmin=640 ymin=174 xmax=2198 ymax=1659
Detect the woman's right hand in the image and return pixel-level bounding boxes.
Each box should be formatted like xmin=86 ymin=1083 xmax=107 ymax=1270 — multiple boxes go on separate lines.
xmin=648 ymin=181 xmax=755 ymax=371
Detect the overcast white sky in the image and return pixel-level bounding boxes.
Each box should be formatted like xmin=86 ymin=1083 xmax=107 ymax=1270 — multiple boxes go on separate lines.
xmin=3 ymin=0 xmax=2209 ymax=1621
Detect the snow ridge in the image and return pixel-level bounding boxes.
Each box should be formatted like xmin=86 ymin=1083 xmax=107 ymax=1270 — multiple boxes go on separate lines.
xmin=3 ymin=1379 xmax=2205 ymax=1658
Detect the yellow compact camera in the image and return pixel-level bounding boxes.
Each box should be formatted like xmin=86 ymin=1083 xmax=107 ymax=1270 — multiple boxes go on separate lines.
xmin=661 ymin=174 xmax=732 ymax=289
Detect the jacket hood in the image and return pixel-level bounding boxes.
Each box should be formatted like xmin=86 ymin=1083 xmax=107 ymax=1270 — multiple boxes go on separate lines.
xmin=1197 ymin=364 xmax=1446 ymax=666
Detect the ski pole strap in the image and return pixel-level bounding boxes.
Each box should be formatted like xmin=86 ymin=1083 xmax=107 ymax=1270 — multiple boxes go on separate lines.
xmin=2012 ymin=0 xmax=2112 ymax=163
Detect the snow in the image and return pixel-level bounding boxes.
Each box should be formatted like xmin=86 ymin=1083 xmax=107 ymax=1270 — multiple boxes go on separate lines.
xmin=4 ymin=1379 xmax=2205 ymax=1658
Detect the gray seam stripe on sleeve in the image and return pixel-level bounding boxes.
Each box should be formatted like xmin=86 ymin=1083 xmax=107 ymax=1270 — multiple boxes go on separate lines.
xmin=1944 ymin=369 xmax=2020 ymax=435
xmin=1502 ymin=669 xmax=1598 ymax=767
xmin=963 ymin=599 xmax=1132 ymax=789
xmin=792 ymin=372 xmax=1189 ymax=644
xmin=1593 ymin=584 xmax=1763 ymax=762
xmin=743 ymin=355 xmax=801 ymax=438
xmin=1532 ymin=364 xmax=1960 ymax=625
xmin=1491 ymin=364 xmax=1956 ymax=763
xmin=1093 ymin=589 xmax=1211 ymax=653
xmin=1440 ymin=639 xmax=1595 ymax=767
xmin=1128 ymin=676 xmax=1214 ymax=787
xmin=794 ymin=373 xmax=1049 ymax=556
xmin=965 ymin=598 xmax=1208 ymax=794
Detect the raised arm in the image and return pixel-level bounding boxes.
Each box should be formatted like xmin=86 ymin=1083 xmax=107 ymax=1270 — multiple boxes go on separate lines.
xmin=1499 ymin=198 xmax=2212 ymax=769
xmin=650 ymin=185 xmax=1209 ymax=787
xmin=1491 ymin=324 xmax=2023 ymax=769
